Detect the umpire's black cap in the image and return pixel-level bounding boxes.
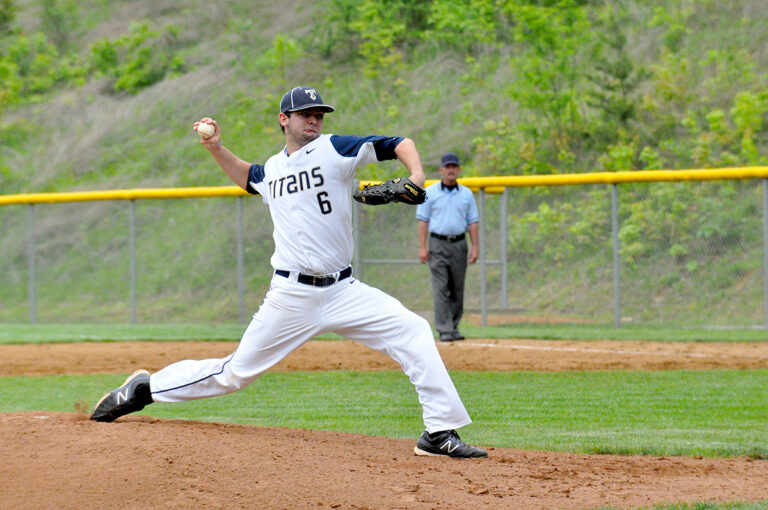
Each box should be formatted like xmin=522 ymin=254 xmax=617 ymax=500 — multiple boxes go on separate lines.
xmin=441 ymin=152 xmax=460 ymax=166
xmin=280 ymin=86 xmax=335 ymax=114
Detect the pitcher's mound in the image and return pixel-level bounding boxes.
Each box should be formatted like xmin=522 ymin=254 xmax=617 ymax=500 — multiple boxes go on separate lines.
xmin=3 ymin=412 xmax=768 ymax=509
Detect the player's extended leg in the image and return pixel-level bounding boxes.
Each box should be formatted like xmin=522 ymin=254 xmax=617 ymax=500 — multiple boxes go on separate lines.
xmin=327 ymin=279 xmax=486 ymax=458
xmin=151 ymin=277 xmax=322 ymax=402
xmin=90 ymin=275 xmax=321 ymax=421
xmin=329 ymin=280 xmax=469 ymax=430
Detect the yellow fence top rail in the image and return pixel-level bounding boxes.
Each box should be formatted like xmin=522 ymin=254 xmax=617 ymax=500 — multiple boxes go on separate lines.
xmin=0 ymin=186 xmax=248 ymax=206
xmin=2 ymin=167 xmax=768 ymax=206
xmin=456 ymin=166 xmax=768 ymax=188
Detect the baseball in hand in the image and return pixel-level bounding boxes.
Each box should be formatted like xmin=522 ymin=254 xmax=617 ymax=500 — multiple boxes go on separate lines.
xmin=197 ymin=122 xmax=215 ymax=138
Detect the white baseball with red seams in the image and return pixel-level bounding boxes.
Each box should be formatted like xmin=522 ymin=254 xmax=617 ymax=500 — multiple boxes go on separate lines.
xmin=197 ymin=123 xmax=215 ymax=138
xmin=148 ymin=133 xmax=472 ymax=433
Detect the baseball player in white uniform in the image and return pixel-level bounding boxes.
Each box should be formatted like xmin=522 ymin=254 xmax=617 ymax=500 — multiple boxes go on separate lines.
xmin=90 ymin=86 xmax=487 ymax=458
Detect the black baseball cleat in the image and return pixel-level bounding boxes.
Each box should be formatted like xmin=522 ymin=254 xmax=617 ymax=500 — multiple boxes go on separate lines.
xmin=90 ymin=369 xmax=153 ymax=422
xmin=413 ymin=430 xmax=488 ymax=458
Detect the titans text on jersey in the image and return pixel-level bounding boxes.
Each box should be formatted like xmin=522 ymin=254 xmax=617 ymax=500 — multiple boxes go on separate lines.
xmin=268 ymin=167 xmax=324 ymax=199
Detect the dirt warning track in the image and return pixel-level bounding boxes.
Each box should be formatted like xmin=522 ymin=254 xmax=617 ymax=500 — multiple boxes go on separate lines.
xmin=3 ymin=338 xmax=768 ymax=376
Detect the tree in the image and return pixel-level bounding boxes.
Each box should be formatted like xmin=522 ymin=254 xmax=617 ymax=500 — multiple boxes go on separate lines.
xmin=0 ymin=0 xmax=15 ymax=35
xmin=586 ymin=5 xmax=650 ymax=149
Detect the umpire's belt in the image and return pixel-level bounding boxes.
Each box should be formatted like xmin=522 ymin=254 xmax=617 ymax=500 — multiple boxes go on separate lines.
xmin=430 ymin=232 xmax=465 ymax=243
xmin=275 ymin=266 xmax=352 ymax=287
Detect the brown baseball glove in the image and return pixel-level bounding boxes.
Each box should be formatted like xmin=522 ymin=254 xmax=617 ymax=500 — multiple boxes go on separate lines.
xmin=353 ymin=177 xmax=427 ymax=206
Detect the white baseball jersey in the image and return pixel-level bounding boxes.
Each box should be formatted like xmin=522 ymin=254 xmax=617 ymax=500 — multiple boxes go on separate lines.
xmin=245 ymin=134 xmax=401 ymax=275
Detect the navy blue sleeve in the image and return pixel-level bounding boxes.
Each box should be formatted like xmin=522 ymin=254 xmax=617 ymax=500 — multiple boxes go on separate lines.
xmin=245 ymin=164 xmax=265 ymax=195
xmin=330 ymin=135 xmax=405 ymax=161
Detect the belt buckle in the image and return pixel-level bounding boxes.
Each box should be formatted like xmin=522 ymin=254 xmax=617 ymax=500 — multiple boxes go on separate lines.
xmin=307 ymin=270 xmax=343 ymax=286
xmin=316 ymin=274 xmax=334 ymax=286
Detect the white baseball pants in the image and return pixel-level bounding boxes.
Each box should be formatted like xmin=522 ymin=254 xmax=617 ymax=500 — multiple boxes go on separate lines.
xmin=149 ymin=273 xmax=472 ymax=433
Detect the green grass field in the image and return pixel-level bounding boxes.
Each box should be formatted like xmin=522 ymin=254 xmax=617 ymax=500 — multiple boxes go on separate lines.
xmin=2 ymin=369 xmax=767 ymax=458
xmin=2 ymin=322 xmax=767 ymax=344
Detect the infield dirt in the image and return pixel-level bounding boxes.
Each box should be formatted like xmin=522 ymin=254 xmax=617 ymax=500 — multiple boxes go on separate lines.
xmin=3 ymin=338 xmax=768 ymax=509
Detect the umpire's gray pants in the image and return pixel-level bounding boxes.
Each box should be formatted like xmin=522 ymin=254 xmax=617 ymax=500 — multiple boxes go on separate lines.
xmin=428 ymin=236 xmax=468 ymax=335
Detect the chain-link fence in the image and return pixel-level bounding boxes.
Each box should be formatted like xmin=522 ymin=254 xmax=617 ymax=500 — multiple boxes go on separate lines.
xmin=2 ymin=176 xmax=767 ymax=328
xmin=355 ymin=179 xmax=767 ymax=328
xmin=617 ymin=180 xmax=766 ymax=327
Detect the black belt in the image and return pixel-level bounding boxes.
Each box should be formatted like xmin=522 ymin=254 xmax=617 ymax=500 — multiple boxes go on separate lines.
xmin=430 ymin=232 xmax=465 ymax=243
xmin=275 ymin=266 xmax=352 ymax=287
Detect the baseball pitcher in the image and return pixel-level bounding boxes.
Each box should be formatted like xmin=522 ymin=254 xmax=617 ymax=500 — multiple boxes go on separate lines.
xmin=90 ymin=86 xmax=487 ymax=459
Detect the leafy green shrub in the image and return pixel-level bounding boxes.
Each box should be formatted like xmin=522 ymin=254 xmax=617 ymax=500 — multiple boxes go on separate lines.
xmin=261 ymin=34 xmax=304 ymax=87
xmin=731 ymin=90 xmax=768 ymax=164
xmin=509 ymin=188 xmax=610 ymax=268
xmin=669 ymin=243 xmax=688 ymax=263
xmin=89 ymin=38 xmax=119 ymax=75
xmin=88 ymin=22 xmax=185 ymax=94
xmin=0 ymin=31 xmax=86 ymax=109
xmin=618 ymin=222 xmax=646 ymax=264
xmin=659 ymin=272 xmax=681 ymax=287
xmin=425 ymin=0 xmax=512 ymax=49
xmin=348 ymin=0 xmax=408 ymax=77
xmin=472 ymin=116 xmax=552 ymax=176
xmin=0 ymin=57 xmax=20 ymax=110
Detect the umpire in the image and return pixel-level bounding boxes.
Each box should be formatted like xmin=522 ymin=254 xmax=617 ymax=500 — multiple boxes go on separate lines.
xmin=417 ymin=152 xmax=479 ymax=342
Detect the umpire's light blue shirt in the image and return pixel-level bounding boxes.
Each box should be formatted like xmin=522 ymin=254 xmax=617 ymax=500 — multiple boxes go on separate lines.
xmin=416 ymin=183 xmax=479 ymax=236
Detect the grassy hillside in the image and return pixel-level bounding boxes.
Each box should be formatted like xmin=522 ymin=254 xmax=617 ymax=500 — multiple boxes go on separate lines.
xmin=1 ymin=0 xmax=767 ymax=325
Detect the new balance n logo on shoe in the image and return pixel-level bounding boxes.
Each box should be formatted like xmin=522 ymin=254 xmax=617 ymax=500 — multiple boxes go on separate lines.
xmin=413 ymin=430 xmax=488 ymax=458
xmin=441 ymin=440 xmax=460 ymax=454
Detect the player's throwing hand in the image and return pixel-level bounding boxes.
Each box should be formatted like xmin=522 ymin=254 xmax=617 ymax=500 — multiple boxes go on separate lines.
xmin=194 ymin=118 xmax=220 ymax=146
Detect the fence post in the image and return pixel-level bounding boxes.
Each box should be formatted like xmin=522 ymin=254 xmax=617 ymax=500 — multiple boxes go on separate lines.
xmin=353 ymin=187 xmax=361 ymax=279
xmin=478 ymin=188 xmax=487 ymax=326
xmin=129 ymin=200 xmax=137 ymax=324
xmin=237 ymin=196 xmax=245 ymax=324
xmin=500 ymin=188 xmax=508 ymax=310
xmin=763 ymin=179 xmax=768 ymax=330
xmin=611 ymin=184 xmax=621 ymax=328
xmin=27 ymin=204 xmax=36 ymax=324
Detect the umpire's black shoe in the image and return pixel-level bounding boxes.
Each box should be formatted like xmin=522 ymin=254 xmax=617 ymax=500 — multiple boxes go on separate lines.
xmin=439 ymin=332 xmax=457 ymax=342
xmin=414 ymin=430 xmax=488 ymax=458
xmin=90 ymin=369 xmax=153 ymax=422
xmin=439 ymin=332 xmax=464 ymax=342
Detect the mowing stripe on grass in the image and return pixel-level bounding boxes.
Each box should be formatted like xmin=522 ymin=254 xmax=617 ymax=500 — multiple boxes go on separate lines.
xmin=474 ymin=342 xmax=768 ymax=360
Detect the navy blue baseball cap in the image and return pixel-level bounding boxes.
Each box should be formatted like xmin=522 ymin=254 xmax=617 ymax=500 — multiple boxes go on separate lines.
xmin=441 ymin=152 xmax=460 ymax=166
xmin=280 ymin=86 xmax=335 ymax=114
